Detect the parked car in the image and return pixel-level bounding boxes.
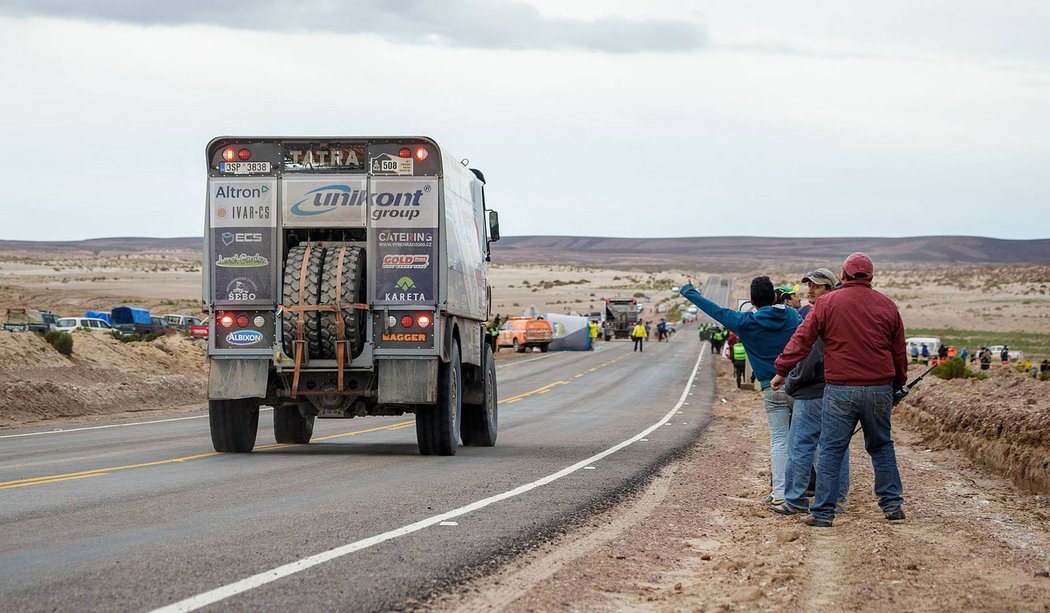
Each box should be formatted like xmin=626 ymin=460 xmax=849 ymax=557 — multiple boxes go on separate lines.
xmin=111 ymin=306 xmax=155 ymax=336
xmin=55 ymin=317 xmax=117 ymax=333
xmin=497 ymin=316 xmax=554 ymax=353
xmin=3 ymin=308 xmax=52 ymax=333
xmin=987 ymin=344 xmax=1024 ymax=362
xmin=188 ymin=317 xmax=209 ymax=339
xmin=164 ymin=314 xmax=203 ymax=331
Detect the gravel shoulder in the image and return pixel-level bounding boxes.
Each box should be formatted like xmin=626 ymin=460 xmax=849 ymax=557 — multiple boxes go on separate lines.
xmin=434 ymin=358 xmax=1050 ymax=611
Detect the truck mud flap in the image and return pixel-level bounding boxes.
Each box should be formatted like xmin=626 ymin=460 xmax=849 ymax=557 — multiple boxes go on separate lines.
xmin=378 ymin=358 xmax=437 ymax=404
xmin=209 ymin=359 xmax=269 ymax=400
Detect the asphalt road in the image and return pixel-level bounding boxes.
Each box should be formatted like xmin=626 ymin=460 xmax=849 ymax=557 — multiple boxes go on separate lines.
xmin=0 ymin=280 xmax=730 ymax=612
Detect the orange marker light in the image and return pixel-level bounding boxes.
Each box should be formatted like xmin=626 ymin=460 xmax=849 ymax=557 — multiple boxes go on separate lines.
xmin=222 ymin=147 xmax=236 ymax=162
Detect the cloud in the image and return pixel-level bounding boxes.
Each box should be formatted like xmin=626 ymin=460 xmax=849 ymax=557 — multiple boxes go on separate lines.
xmin=0 ymin=0 xmax=706 ymax=53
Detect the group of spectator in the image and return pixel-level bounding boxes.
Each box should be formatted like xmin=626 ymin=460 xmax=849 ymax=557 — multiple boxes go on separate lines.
xmin=680 ymin=252 xmax=907 ymax=528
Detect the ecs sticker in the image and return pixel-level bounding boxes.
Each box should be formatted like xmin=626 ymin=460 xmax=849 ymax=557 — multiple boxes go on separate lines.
xmin=225 ymin=330 xmax=263 ymax=346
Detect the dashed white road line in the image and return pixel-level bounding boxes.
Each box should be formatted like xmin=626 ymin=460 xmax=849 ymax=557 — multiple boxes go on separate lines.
xmin=149 ymin=345 xmax=707 ymax=613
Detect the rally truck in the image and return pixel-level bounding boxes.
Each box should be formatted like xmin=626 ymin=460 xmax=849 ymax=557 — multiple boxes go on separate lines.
xmin=203 ymin=137 xmax=500 ymax=456
xmin=603 ymin=298 xmax=639 ymax=340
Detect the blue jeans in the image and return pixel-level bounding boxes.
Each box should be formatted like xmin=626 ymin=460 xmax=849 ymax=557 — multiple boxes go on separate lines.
xmin=784 ymin=397 xmax=849 ymax=510
xmin=763 ymin=388 xmax=793 ymax=500
xmin=812 ymin=384 xmax=904 ymax=522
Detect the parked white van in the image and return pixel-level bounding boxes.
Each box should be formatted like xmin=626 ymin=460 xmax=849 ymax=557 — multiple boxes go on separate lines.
xmin=906 ymin=337 xmax=942 ymax=358
xmin=55 ymin=317 xmax=117 ymax=333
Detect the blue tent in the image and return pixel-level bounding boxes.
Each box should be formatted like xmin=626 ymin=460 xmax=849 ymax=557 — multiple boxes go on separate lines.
xmin=84 ymin=310 xmax=111 ymax=324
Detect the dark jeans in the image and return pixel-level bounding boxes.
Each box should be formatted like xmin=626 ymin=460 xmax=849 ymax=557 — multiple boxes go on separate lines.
xmin=785 ymin=397 xmax=849 ymax=510
xmin=812 ymin=383 xmax=903 ymax=522
xmin=633 ymin=337 xmax=644 ymax=352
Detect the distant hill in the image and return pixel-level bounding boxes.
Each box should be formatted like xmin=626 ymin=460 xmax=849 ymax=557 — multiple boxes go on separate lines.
xmin=0 ymin=237 xmax=201 ymax=254
xmin=491 ymin=235 xmax=1050 ymax=271
xmin=1 ymin=235 xmax=1047 ymax=271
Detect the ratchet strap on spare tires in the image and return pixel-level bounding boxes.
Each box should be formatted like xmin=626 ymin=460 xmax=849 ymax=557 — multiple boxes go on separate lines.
xmin=282 ymin=243 xmax=369 ymax=399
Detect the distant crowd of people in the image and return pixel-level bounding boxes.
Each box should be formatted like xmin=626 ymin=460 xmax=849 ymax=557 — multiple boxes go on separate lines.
xmin=680 ymin=253 xmax=906 ymax=528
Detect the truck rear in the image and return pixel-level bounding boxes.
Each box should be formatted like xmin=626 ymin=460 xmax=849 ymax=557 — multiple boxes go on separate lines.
xmin=603 ymin=298 xmax=639 ymax=340
xmin=204 ymin=137 xmax=500 ymax=456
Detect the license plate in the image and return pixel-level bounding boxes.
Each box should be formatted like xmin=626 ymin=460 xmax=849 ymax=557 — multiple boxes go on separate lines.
xmin=219 ymin=161 xmax=272 ymax=174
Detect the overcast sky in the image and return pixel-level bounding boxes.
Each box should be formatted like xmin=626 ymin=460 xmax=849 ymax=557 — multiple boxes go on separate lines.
xmin=1 ymin=0 xmax=1047 ymax=241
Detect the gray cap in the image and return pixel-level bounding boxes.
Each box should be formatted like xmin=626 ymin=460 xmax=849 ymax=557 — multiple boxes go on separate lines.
xmin=802 ymin=267 xmax=838 ymax=287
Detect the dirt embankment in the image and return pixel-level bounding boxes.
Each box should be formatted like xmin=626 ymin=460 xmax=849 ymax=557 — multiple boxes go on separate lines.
xmin=899 ymin=365 xmax=1050 ymax=495
xmin=0 ymin=331 xmax=206 ymax=428
xmin=436 ymin=359 xmax=1050 ymax=612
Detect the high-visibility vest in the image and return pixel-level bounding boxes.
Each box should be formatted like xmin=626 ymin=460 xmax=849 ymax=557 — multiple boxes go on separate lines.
xmin=732 ymin=342 xmax=747 ymax=360
xmin=631 ymin=324 xmax=646 ymax=338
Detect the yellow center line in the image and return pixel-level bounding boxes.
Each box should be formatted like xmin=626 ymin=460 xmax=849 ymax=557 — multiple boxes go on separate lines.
xmin=2 ymin=352 xmax=632 ymax=490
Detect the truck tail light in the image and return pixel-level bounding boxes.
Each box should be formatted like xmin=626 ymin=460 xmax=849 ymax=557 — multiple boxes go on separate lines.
xmin=238 ymin=148 xmax=252 ymax=161
xmin=236 ymin=315 xmax=250 ymax=328
xmin=400 ymin=315 xmax=414 ymax=328
xmin=414 ymin=146 xmax=428 ymax=161
xmin=416 ymin=314 xmax=431 ymax=328
xmin=219 ymin=313 xmax=234 ymax=328
xmin=399 ymin=147 xmax=412 ymax=158
xmin=222 ymin=147 xmax=236 ymax=162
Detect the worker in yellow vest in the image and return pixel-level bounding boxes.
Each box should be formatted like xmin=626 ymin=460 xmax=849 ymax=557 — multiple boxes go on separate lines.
xmin=631 ymin=321 xmax=647 ymax=352
xmin=732 ymin=338 xmax=748 ymax=388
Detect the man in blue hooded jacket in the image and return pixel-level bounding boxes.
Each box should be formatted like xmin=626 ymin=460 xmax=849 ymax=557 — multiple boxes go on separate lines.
xmin=681 ymin=276 xmax=802 ymax=504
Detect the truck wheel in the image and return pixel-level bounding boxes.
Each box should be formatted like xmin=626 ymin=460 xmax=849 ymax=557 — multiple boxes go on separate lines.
xmin=462 ymin=344 xmax=497 ymax=447
xmin=416 ymin=342 xmax=462 ymax=456
xmin=513 ymin=338 xmax=523 ymax=353
xmin=282 ymin=243 xmax=325 ymax=360
xmin=320 ymin=246 xmax=367 ymax=360
xmin=273 ymin=405 xmax=315 ymax=444
xmin=539 ymin=344 xmax=549 ymax=353
xmin=209 ymin=398 xmax=260 ymax=453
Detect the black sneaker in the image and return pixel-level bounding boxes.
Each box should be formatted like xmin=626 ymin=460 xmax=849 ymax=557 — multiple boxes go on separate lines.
xmin=799 ymin=514 xmax=833 ymax=528
xmin=884 ymin=507 xmax=906 ymax=521
xmin=770 ymin=502 xmax=805 ymax=516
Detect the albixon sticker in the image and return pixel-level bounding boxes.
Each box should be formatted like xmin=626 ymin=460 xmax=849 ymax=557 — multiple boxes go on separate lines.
xmin=225 ymin=329 xmax=263 ymax=346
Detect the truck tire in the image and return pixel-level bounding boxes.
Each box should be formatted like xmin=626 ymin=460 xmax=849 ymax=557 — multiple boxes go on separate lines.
xmin=273 ymin=405 xmax=315 ymax=444
xmin=209 ymin=398 xmax=260 ymax=453
xmin=416 ymin=342 xmax=462 ymax=456
xmin=462 ymin=344 xmax=497 ymax=447
xmin=320 ymin=246 xmax=366 ymax=360
xmin=282 ymin=243 xmax=325 ymax=360
xmin=513 ymin=338 xmax=523 ymax=353
xmin=539 ymin=344 xmax=549 ymax=353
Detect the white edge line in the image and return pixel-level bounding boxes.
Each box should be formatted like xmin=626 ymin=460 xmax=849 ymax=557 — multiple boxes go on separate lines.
xmin=150 ymin=344 xmax=707 ymax=613
xmin=0 ymin=408 xmax=274 ymax=439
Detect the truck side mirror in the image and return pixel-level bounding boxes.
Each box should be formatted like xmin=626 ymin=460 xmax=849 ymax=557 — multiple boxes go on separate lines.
xmin=487 ymin=210 xmax=500 ymax=242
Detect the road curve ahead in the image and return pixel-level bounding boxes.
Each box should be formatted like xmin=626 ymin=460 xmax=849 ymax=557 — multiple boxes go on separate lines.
xmin=0 ymin=280 xmax=730 ymax=612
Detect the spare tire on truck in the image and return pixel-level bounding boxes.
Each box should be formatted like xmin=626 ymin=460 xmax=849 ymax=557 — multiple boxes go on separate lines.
xmin=282 ymin=243 xmax=325 ymax=360
xmin=320 ymin=245 xmax=367 ymax=361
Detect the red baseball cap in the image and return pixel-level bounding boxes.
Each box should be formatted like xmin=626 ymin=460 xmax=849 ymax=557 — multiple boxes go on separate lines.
xmin=843 ymin=252 xmax=874 ymax=278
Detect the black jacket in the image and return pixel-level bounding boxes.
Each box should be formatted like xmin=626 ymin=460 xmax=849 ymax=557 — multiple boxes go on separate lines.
xmin=783 ymin=337 xmax=826 ymax=400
